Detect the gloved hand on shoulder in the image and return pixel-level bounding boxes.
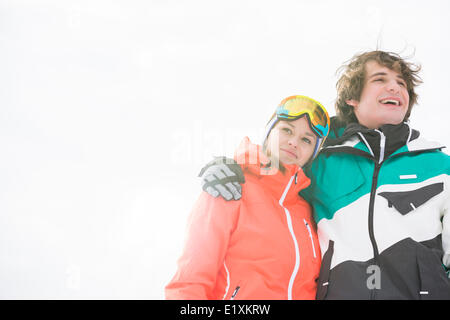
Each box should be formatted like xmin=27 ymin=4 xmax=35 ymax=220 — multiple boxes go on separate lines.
xmin=198 ymin=157 xmax=245 ymax=201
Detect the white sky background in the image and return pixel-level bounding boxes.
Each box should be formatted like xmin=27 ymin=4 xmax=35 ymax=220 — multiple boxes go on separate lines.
xmin=1 ymin=0 xmax=450 ymax=299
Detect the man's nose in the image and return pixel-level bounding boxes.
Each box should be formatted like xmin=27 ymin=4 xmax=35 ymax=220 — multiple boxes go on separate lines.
xmin=387 ymin=79 xmax=401 ymax=93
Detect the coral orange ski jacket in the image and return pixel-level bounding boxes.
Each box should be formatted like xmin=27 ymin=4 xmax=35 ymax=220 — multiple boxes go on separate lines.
xmin=166 ymin=138 xmax=321 ymax=300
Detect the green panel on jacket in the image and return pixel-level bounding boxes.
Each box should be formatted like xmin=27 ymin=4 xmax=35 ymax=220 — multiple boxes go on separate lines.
xmin=301 ymin=152 xmax=373 ymax=223
xmin=378 ymin=149 xmax=450 ymax=187
xmin=301 ymin=147 xmax=450 ymax=224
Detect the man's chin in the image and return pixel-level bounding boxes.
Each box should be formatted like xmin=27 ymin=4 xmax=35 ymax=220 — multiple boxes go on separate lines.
xmin=384 ymin=119 xmax=405 ymax=126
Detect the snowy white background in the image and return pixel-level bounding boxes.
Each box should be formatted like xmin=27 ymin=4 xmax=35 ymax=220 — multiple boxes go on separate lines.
xmin=1 ymin=0 xmax=449 ymax=299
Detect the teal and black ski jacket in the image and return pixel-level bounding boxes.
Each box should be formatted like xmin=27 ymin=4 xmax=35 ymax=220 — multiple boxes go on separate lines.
xmin=301 ymin=118 xmax=450 ymax=299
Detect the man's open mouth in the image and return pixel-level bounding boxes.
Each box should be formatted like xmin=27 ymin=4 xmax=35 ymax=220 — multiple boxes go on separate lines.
xmin=379 ymin=98 xmax=401 ymax=106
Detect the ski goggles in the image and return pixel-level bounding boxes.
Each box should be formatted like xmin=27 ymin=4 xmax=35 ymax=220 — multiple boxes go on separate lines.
xmin=275 ymin=95 xmax=330 ymax=138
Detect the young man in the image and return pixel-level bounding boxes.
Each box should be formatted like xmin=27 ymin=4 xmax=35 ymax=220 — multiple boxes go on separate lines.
xmin=199 ymin=51 xmax=450 ymax=299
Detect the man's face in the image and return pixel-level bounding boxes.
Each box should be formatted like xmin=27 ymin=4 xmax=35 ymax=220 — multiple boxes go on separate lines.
xmin=346 ymin=60 xmax=410 ymax=129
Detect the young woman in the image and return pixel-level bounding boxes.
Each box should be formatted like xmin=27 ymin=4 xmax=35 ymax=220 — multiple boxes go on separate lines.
xmin=165 ymin=95 xmax=330 ymax=300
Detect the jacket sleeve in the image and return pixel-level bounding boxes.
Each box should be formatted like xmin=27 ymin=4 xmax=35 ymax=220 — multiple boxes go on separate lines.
xmin=443 ymin=176 xmax=450 ymax=272
xmin=165 ymin=192 xmax=241 ymax=299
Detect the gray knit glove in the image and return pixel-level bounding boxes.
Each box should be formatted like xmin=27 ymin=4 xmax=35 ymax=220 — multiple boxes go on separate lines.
xmin=198 ymin=157 xmax=245 ymax=201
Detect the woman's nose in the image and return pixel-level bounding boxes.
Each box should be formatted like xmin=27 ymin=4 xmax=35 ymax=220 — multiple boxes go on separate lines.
xmin=288 ymin=138 xmax=298 ymax=148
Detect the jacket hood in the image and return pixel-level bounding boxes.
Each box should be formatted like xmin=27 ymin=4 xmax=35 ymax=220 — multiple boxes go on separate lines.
xmin=320 ymin=117 xmax=444 ymax=161
xmin=324 ymin=117 xmax=421 ymax=146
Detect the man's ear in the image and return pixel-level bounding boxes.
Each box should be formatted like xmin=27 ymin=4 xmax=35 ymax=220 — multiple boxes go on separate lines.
xmin=346 ymin=99 xmax=359 ymax=108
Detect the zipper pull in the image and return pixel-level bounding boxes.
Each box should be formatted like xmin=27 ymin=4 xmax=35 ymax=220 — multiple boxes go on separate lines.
xmin=304 ymin=219 xmax=317 ymax=258
xmin=295 ymin=172 xmax=298 ymax=184
xmin=231 ymin=286 xmax=240 ymax=300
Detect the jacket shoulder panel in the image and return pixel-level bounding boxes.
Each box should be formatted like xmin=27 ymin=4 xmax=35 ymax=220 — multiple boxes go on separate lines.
xmin=303 ymin=152 xmax=372 ymax=223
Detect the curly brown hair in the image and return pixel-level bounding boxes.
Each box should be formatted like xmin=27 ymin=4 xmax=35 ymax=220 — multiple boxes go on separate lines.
xmin=335 ymin=51 xmax=423 ymax=125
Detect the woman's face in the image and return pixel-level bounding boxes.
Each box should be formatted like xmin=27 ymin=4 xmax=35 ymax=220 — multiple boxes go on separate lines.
xmin=266 ymin=116 xmax=317 ymax=167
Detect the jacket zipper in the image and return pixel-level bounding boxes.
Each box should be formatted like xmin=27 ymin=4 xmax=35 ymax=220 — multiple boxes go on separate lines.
xmin=368 ymin=162 xmax=381 ymax=300
xmin=279 ymin=173 xmax=300 ymax=300
xmin=303 ymin=219 xmax=317 ymax=258
xmin=367 ymin=130 xmax=385 ymax=300
xmin=224 ymin=173 xmax=299 ymax=300
xmin=222 ymin=262 xmax=231 ymax=300
xmin=230 ymin=286 xmax=240 ymax=300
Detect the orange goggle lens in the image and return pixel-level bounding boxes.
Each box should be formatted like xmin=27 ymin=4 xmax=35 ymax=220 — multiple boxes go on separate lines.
xmin=276 ymin=95 xmax=330 ymax=138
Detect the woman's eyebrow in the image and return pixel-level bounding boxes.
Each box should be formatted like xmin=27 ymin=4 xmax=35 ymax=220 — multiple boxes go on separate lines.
xmin=285 ymin=122 xmax=316 ymax=137
xmin=285 ymin=122 xmax=295 ymax=128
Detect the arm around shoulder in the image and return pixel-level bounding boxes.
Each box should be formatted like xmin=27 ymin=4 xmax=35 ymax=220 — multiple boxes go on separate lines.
xmin=440 ymin=154 xmax=450 ymax=272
